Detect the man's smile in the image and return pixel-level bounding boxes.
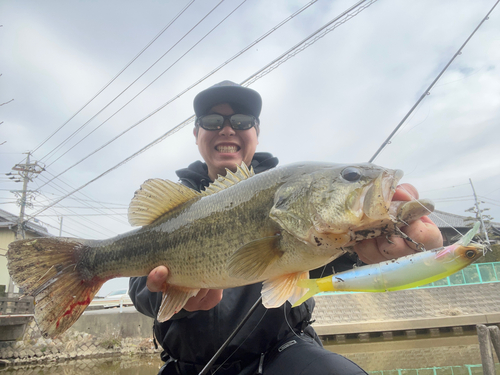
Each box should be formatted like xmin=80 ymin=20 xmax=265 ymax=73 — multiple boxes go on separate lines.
xmin=215 ymin=144 xmax=241 ymax=153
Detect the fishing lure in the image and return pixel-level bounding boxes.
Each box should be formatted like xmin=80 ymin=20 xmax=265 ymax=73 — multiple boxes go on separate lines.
xmin=293 ymin=222 xmax=484 ymax=307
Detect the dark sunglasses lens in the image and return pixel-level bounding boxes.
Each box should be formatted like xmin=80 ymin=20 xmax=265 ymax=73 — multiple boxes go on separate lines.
xmin=199 ymin=115 xmax=224 ymax=130
xmin=230 ymin=114 xmax=255 ymax=130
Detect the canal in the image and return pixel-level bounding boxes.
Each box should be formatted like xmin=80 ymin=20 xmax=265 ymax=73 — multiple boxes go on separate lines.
xmin=2 ymin=330 xmax=495 ymax=375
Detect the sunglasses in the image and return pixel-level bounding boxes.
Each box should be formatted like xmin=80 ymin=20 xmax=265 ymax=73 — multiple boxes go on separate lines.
xmin=196 ymin=114 xmax=259 ymax=131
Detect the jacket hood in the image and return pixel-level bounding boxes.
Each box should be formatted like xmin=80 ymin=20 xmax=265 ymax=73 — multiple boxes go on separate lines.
xmin=175 ymin=152 xmax=278 ymax=192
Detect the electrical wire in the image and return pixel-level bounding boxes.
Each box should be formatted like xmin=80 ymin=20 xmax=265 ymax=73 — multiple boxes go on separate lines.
xmin=25 ymin=0 xmax=375 ymax=221
xmin=368 ymin=0 xmax=500 ymax=163
xmin=35 ymin=213 xmax=126 ymax=217
xmin=243 ymin=0 xmax=378 ymax=86
xmin=41 ymin=0 xmax=229 ymax=166
xmin=38 ymin=0 xmax=246 ymax=182
xmin=29 ymin=175 xmax=127 ymax=237
xmin=37 ymin=170 xmax=129 ymax=226
xmin=32 ymin=0 xmax=197 ymax=158
xmin=32 ymin=0 xmax=359 ymax=204
xmin=420 ymin=184 xmax=471 ymax=193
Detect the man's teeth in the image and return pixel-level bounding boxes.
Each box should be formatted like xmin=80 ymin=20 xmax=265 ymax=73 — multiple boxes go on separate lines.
xmin=217 ymin=145 xmax=238 ymax=153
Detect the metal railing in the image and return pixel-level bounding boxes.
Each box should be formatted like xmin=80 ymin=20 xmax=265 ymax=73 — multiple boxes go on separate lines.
xmin=418 ymin=262 xmax=500 ymax=288
xmin=369 ymin=364 xmax=490 ymax=375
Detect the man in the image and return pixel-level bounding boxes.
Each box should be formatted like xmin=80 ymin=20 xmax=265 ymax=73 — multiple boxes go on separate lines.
xmin=129 ymin=81 xmax=443 ymax=375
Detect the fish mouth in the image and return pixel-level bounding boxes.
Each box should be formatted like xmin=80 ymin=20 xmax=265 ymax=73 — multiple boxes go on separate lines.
xmin=347 ymin=168 xmax=404 ymax=220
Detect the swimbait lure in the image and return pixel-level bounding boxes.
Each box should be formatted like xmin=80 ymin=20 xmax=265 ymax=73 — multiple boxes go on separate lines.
xmin=293 ymin=222 xmax=484 ymax=306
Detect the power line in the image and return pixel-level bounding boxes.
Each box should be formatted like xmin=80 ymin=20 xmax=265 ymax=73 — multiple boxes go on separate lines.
xmin=244 ymin=0 xmax=377 ymax=86
xmin=480 ymin=196 xmax=500 ymax=204
xmin=420 ymin=183 xmax=471 ymax=193
xmin=25 ymin=0 xmax=374 ymax=221
xmin=31 ymin=205 xmax=127 ymax=210
xmin=36 ymin=213 xmax=126 ymax=217
xmin=30 ymin=195 xmax=119 ymax=238
xmin=31 ymin=0 xmax=197 ymax=158
xmin=432 ymin=198 xmax=474 ymax=202
xmin=37 ymin=170 xmax=129 ymax=226
xmin=368 ymin=0 xmax=500 ymax=163
xmin=27 ymin=190 xmax=127 ymax=206
xmin=40 ymin=0 xmax=226 ymax=166
xmin=38 ymin=0 xmax=247 ymax=182
xmin=484 ymin=187 xmax=500 ymax=196
xmin=38 ymin=217 xmax=90 ymax=238
xmin=35 ymin=0 xmax=319 ymax=190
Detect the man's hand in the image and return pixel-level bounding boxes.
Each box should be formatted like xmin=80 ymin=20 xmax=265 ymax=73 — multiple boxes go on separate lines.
xmin=353 ymin=183 xmax=443 ymax=264
xmin=146 ymin=266 xmax=223 ymax=312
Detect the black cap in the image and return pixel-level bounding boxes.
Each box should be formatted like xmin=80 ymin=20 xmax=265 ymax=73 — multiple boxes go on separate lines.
xmin=193 ymin=80 xmax=262 ymax=118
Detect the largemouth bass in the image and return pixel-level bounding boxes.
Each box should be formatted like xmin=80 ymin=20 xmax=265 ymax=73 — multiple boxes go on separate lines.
xmin=7 ymin=162 xmax=433 ymax=337
xmin=293 ymin=223 xmax=484 ymax=306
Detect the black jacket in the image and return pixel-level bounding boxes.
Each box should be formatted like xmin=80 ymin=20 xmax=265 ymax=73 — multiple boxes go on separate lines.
xmin=129 ymin=152 xmax=357 ymax=368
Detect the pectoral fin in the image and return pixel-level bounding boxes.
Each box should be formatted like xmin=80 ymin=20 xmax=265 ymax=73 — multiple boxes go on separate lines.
xmin=227 ymin=234 xmax=283 ymax=280
xmin=157 ymin=285 xmax=200 ymax=322
xmin=261 ymin=271 xmax=309 ymax=308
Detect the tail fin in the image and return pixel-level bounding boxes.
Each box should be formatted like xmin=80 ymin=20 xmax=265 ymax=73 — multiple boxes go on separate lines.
xmin=292 ymin=279 xmax=321 ymax=307
xmin=7 ymin=237 xmax=104 ymax=337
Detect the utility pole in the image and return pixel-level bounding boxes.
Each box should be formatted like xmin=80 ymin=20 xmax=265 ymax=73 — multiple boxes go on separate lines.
xmin=15 ymin=153 xmax=31 ymax=240
xmin=11 ymin=152 xmax=44 ymax=239
xmin=469 ymin=178 xmax=490 ymax=244
xmin=59 ymin=216 xmax=64 ymax=236
xmin=7 ymin=152 xmax=44 ymax=295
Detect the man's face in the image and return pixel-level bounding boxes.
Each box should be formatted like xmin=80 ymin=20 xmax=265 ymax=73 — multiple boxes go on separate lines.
xmin=194 ymin=103 xmax=259 ymax=181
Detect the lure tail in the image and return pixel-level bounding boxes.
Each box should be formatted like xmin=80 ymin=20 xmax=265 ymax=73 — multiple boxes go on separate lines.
xmin=458 ymin=222 xmax=480 ymax=246
xmin=7 ymin=238 xmax=104 ymax=337
xmin=293 ymin=279 xmax=322 ymax=307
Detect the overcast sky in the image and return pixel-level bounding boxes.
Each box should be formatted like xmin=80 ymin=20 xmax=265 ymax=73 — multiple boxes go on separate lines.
xmin=1 ymin=0 xmax=499 ymax=295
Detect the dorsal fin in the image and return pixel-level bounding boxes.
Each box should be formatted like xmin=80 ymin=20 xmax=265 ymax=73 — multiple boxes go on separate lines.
xmin=128 ymin=179 xmax=201 ymax=226
xmin=200 ymin=162 xmax=255 ymax=197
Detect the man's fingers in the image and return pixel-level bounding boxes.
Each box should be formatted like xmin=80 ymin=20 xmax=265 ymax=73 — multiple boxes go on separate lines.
xmin=393 ymin=183 xmax=418 ymax=201
xmin=146 ymin=266 xmax=223 ymax=312
xmin=354 ymin=236 xmax=412 ymax=264
xmin=354 ymin=218 xmax=443 ymax=264
xmin=399 ymin=218 xmax=443 ymax=251
xmin=353 ymin=238 xmax=385 ymax=264
xmin=146 ymin=266 xmax=169 ymax=292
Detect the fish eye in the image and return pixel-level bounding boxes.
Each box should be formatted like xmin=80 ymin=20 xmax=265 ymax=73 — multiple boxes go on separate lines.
xmin=341 ymin=167 xmax=362 ymax=182
xmin=465 ymin=250 xmax=476 ymax=259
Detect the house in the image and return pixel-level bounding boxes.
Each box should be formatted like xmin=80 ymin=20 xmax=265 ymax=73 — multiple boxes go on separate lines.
xmin=0 ymin=208 xmax=50 ymax=295
xmin=429 ymin=209 xmax=500 ymax=245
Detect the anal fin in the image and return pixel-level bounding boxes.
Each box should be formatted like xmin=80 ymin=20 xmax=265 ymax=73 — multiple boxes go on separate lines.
xmin=157 ymin=285 xmax=200 ymax=322
xmin=261 ymin=271 xmax=309 ymax=308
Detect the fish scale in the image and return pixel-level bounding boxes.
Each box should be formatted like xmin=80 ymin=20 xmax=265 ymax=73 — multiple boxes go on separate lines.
xmin=7 ymin=161 xmax=428 ymax=337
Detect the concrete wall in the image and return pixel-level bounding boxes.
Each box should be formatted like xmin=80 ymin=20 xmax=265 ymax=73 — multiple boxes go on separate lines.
xmin=71 ymin=309 xmax=155 ymax=339
xmin=0 ymin=229 xmax=16 ymax=287
xmin=1 ymin=228 xmax=49 ymax=293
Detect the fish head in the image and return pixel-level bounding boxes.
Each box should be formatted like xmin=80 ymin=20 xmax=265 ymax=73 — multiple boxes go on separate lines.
xmin=270 ymin=163 xmax=404 ymax=250
xmin=310 ymin=163 xmax=403 ymax=236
